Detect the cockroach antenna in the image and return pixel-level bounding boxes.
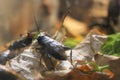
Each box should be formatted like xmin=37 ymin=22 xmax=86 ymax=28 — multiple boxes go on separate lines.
xmin=31 ymin=0 xmax=40 ymax=33
xmin=33 ymin=14 xmax=40 ymax=33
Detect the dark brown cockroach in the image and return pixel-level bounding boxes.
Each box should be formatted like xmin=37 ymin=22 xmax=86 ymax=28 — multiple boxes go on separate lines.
xmin=35 ymin=7 xmax=71 ymax=61
xmin=8 ymin=32 xmax=35 ymax=50
xmin=37 ymin=32 xmax=70 ymax=60
xmin=0 ymin=32 xmax=35 ymax=65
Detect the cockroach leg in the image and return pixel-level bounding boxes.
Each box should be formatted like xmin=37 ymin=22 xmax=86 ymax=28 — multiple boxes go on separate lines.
xmin=70 ymin=49 xmax=74 ymax=68
xmin=47 ymin=54 xmax=56 ymax=70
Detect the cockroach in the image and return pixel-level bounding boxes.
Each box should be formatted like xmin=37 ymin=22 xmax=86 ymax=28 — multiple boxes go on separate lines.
xmin=33 ymin=7 xmax=72 ymax=61
xmin=37 ymin=32 xmax=70 ymax=60
xmin=8 ymin=32 xmax=35 ymax=50
xmin=0 ymin=32 xmax=35 ymax=65
xmin=22 ymin=12 xmax=72 ymax=70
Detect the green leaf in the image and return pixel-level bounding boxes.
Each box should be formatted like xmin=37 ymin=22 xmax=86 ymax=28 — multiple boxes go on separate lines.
xmin=64 ymin=38 xmax=80 ymax=48
xmin=101 ymin=33 xmax=120 ymax=56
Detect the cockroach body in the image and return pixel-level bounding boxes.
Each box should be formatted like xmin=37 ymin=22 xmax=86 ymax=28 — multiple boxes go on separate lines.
xmin=8 ymin=32 xmax=34 ymax=50
xmin=37 ymin=33 xmax=69 ymax=60
xmin=0 ymin=32 xmax=35 ymax=65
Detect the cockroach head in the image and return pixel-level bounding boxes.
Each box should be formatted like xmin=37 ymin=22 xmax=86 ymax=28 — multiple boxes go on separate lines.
xmin=27 ymin=32 xmax=35 ymax=38
xmin=37 ymin=32 xmax=46 ymax=40
xmin=37 ymin=32 xmax=50 ymax=43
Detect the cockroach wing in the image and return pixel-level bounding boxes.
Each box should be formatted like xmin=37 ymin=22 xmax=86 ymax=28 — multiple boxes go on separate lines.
xmin=37 ymin=36 xmax=67 ymax=60
xmin=8 ymin=33 xmax=33 ymax=50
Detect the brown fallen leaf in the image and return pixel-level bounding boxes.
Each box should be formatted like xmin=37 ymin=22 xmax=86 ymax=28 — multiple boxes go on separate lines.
xmin=42 ymin=69 xmax=111 ymax=80
xmin=76 ymin=64 xmax=91 ymax=73
xmin=103 ymin=69 xmax=114 ymax=78
xmin=94 ymin=54 xmax=120 ymax=80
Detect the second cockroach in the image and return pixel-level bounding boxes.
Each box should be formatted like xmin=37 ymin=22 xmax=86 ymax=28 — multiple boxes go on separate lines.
xmin=0 ymin=32 xmax=35 ymax=64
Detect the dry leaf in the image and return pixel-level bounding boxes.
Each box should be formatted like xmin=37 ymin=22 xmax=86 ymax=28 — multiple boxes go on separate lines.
xmin=103 ymin=69 xmax=114 ymax=78
xmin=43 ymin=69 xmax=111 ymax=80
xmin=6 ymin=48 xmax=43 ymax=80
xmin=66 ymin=30 xmax=107 ymax=62
xmin=94 ymin=54 xmax=120 ymax=80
